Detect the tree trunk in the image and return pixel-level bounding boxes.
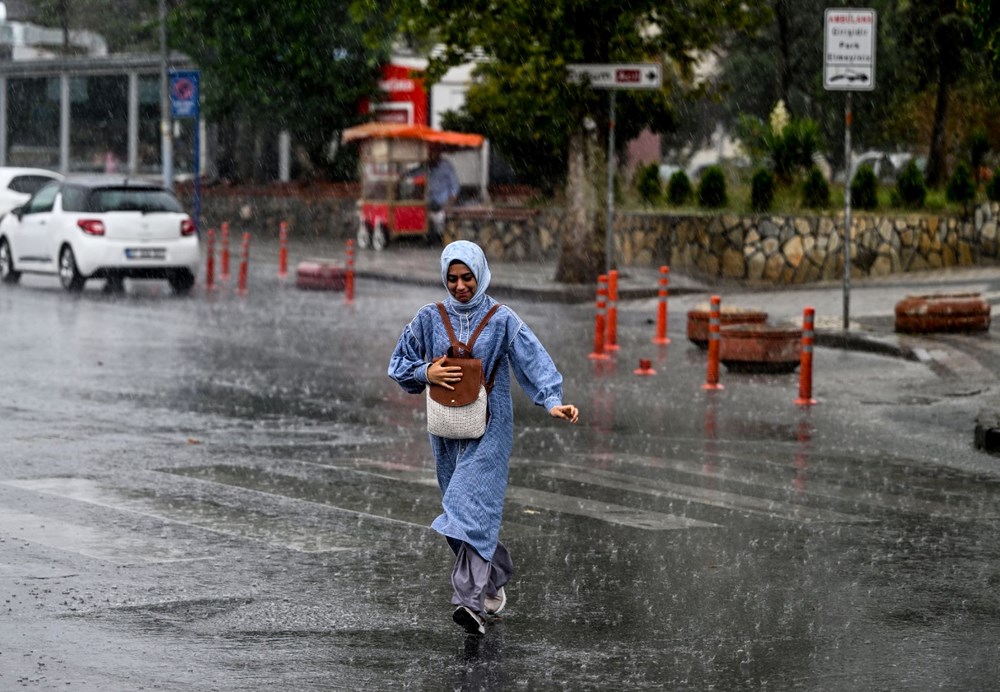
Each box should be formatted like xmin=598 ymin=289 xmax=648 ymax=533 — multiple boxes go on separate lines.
xmin=555 ymin=125 xmax=605 ymax=284
xmin=925 ymin=73 xmax=950 ymax=188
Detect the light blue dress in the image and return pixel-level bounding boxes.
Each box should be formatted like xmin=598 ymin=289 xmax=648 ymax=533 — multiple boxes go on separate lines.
xmin=388 ymin=242 xmax=566 ymax=564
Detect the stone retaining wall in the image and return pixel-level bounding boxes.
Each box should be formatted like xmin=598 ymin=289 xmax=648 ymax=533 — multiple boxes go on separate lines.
xmin=447 ymin=203 xmax=1000 ymax=284
xmin=181 ymin=185 xmax=1000 ymax=284
xmin=615 ymin=205 xmax=1000 ymax=283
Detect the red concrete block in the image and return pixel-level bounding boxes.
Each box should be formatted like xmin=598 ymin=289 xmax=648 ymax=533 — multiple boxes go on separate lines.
xmin=687 ymin=307 xmax=768 ymax=349
xmin=894 ymin=292 xmax=991 ymax=334
xmin=719 ymin=323 xmax=802 ymax=374
xmin=296 ymin=259 xmax=347 ymax=291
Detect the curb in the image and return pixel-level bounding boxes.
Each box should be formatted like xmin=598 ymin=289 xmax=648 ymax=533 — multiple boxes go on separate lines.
xmin=815 ymin=330 xmax=919 ymax=361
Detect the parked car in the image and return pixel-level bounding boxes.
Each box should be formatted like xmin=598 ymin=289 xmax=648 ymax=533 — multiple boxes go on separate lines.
xmin=0 ymin=176 xmax=199 ymax=293
xmin=0 ymin=167 xmax=63 ymax=215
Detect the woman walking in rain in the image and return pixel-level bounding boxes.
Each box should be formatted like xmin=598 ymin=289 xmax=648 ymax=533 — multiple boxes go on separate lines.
xmin=388 ymin=240 xmax=579 ymax=635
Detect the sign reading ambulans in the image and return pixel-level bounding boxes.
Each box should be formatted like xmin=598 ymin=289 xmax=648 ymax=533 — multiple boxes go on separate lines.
xmin=824 ymin=8 xmax=877 ymax=91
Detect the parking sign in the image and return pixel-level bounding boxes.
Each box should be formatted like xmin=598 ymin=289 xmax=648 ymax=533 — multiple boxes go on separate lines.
xmin=170 ymin=70 xmax=200 ymax=118
xmin=824 ymin=9 xmax=876 ymax=91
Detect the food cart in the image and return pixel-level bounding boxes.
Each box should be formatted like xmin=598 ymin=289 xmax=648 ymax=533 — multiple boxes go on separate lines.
xmin=341 ymin=123 xmax=485 ymax=250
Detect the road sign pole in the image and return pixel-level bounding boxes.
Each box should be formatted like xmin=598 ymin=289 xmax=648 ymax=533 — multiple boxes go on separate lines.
xmin=605 ymin=90 xmax=616 ymax=273
xmin=823 ymin=8 xmax=876 ymax=331
xmin=566 ymin=63 xmax=661 ymax=274
xmin=843 ymin=92 xmax=852 ymax=331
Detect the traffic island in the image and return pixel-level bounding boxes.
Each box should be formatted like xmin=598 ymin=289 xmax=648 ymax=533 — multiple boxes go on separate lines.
xmin=687 ymin=306 xmax=768 ymax=349
xmin=894 ymin=292 xmax=991 ymax=334
xmin=719 ymin=323 xmax=802 ymax=374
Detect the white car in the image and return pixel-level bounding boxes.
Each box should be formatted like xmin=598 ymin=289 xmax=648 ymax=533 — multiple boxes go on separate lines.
xmin=0 ymin=167 xmax=63 ymax=215
xmin=0 ymin=176 xmax=199 ymax=293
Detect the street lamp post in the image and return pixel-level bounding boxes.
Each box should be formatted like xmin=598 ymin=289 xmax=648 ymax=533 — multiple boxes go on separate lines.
xmin=159 ymin=0 xmax=173 ymax=187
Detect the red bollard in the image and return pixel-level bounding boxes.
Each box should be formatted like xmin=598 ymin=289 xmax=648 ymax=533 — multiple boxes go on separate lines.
xmin=278 ymin=221 xmax=288 ymax=279
xmin=237 ymin=232 xmax=250 ymax=296
xmin=205 ymin=228 xmax=216 ymax=292
xmin=633 ymin=358 xmax=656 ymax=376
xmin=345 ymin=239 xmax=355 ymax=303
xmin=605 ymin=269 xmax=619 ymax=351
xmin=220 ymin=222 xmax=230 ymax=281
xmin=702 ymin=295 xmax=724 ymax=390
xmin=653 ymin=265 xmax=671 ymax=344
xmin=589 ymin=275 xmax=610 ymax=360
xmin=796 ymin=306 xmax=818 ymax=406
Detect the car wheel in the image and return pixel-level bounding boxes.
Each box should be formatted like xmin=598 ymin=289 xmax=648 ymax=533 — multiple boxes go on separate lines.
xmin=371 ymin=221 xmax=388 ymax=251
xmin=0 ymin=238 xmax=20 ymax=284
xmin=168 ymin=269 xmax=195 ymax=295
xmin=58 ymin=245 xmax=85 ymax=292
xmin=356 ymin=222 xmax=371 ymax=250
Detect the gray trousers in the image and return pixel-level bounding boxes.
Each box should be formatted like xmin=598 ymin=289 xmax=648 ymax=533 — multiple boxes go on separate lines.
xmin=447 ymin=538 xmax=513 ymax=614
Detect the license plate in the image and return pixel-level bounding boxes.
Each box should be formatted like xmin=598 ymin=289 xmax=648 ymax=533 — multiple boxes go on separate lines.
xmin=125 ymin=248 xmax=165 ymax=260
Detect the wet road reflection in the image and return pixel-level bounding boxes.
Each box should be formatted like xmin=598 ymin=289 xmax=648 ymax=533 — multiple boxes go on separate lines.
xmin=1 ymin=270 xmax=999 ymax=689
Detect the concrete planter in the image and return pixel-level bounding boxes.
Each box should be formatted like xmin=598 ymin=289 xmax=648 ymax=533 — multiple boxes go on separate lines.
xmin=719 ymin=323 xmax=802 ymax=374
xmin=894 ymin=292 xmax=991 ymax=333
xmin=687 ymin=307 xmax=769 ymax=349
xmin=295 ymin=260 xmax=347 ymax=291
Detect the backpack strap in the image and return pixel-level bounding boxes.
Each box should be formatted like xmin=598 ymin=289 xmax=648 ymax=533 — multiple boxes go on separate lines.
xmin=435 ymin=302 xmax=502 ymax=356
xmin=466 ymin=303 xmax=502 ymax=351
xmin=435 ymin=302 xmax=504 ymax=392
xmin=435 ymin=302 xmax=463 ymax=353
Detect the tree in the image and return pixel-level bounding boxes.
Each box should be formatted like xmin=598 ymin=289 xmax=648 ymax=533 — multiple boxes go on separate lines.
xmin=32 ymin=0 xmax=163 ymax=52
xmin=719 ymin=0 xmax=904 ymax=171
xmin=357 ymin=0 xmax=764 ymax=282
xmin=169 ymin=0 xmax=389 ymax=181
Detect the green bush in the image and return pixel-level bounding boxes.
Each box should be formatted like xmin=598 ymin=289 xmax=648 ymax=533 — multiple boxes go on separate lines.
xmin=635 ymin=163 xmax=661 ymax=206
xmin=896 ymin=160 xmax=927 ymax=208
xmin=771 ymin=119 xmax=823 ymax=181
xmin=667 ymin=170 xmax=692 ymax=206
xmin=987 ymin=168 xmax=1000 ymax=202
xmin=697 ymin=166 xmax=727 ymax=208
xmin=750 ymin=168 xmax=775 ymax=212
xmin=851 ymin=164 xmax=879 ymax=210
xmin=801 ymin=166 xmax=830 ymax=208
xmin=946 ymin=162 xmax=976 ymax=207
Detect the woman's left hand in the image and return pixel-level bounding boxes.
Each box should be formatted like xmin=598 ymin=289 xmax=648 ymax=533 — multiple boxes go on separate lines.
xmin=549 ymin=404 xmax=579 ymax=424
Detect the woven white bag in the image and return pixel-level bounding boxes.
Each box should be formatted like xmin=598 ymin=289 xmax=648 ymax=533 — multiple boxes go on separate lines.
xmin=425 ymin=384 xmax=488 ymax=439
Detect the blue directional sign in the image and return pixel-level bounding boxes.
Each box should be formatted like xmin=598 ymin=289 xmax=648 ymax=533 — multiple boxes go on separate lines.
xmin=170 ymin=70 xmax=200 ymax=119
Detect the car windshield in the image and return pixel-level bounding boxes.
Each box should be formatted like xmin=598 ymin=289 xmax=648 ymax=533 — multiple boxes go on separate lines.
xmin=75 ymin=187 xmax=184 ymax=214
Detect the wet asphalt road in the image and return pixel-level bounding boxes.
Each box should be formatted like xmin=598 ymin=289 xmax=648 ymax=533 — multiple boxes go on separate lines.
xmin=2 ymin=257 xmax=1000 ymax=691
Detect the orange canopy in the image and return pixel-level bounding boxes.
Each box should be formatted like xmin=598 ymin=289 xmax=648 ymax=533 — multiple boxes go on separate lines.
xmin=342 ymin=122 xmax=484 ymax=148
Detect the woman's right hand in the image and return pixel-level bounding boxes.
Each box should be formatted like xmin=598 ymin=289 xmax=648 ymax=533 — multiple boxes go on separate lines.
xmin=427 ymin=356 xmax=463 ymax=390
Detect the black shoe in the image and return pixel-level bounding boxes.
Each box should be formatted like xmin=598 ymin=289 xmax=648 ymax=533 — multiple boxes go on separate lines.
xmin=453 ymin=606 xmax=486 ymax=635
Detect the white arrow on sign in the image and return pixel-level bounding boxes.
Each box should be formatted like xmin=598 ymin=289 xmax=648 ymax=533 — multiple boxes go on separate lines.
xmin=567 ymin=63 xmax=662 ymax=90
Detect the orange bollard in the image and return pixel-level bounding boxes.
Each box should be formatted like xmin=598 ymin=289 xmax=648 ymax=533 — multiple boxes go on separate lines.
xmin=589 ymin=275 xmax=610 ymax=360
xmin=345 ymin=239 xmax=355 ymax=303
xmin=237 ymin=232 xmax=250 ymax=296
xmin=653 ymin=265 xmax=671 ymax=344
xmin=796 ymin=306 xmax=818 ymax=405
xmin=702 ymin=295 xmax=724 ymax=390
xmin=633 ymin=358 xmax=656 ymax=376
xmin=220 ymin=222 xmax=230 ymax=280
xmin=205 ymin=228 xmax=216 ymax=292
xmin=605 ymin=269 xmax=619 ymax=351
xmin=278 ymin=221 xmax=288 ymax=279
